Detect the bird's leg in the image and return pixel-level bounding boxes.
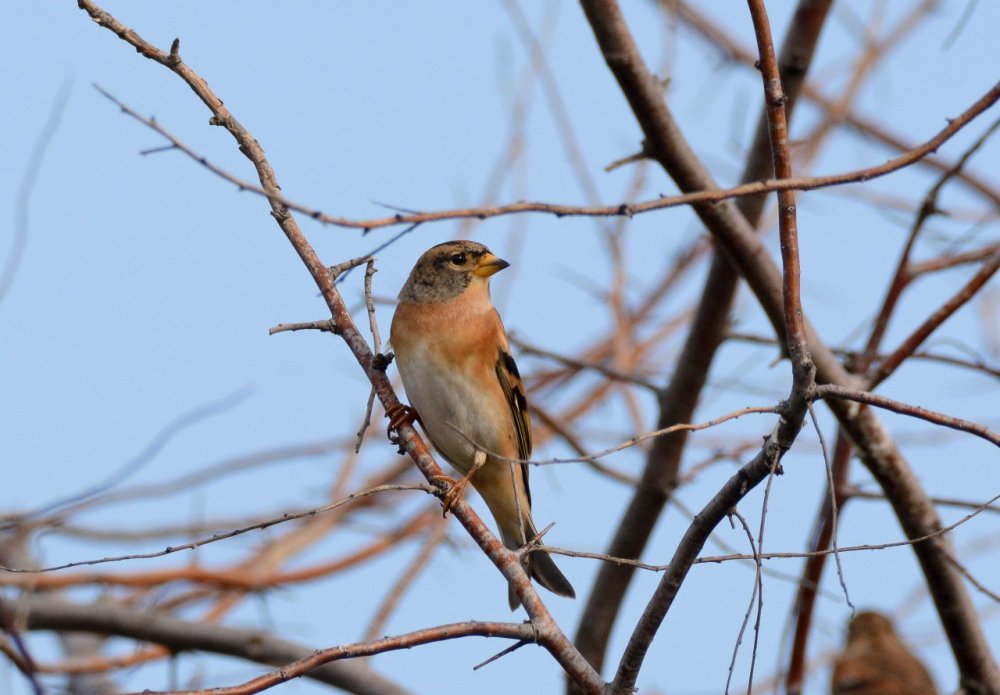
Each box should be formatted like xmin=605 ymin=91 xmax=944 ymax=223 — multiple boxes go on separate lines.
xmin=435 ymin=449 xmax=487 ymax=517
xmin=385 ymin=402 xmax=420 ymax=444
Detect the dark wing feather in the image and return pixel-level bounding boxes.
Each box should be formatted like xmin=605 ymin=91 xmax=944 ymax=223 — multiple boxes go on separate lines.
xmin=495 ymin=346 xmax=532 ymax=503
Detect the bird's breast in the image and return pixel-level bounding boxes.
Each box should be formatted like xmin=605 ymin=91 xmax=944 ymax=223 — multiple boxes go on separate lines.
xmin=390 ymin=302 xmax=515 ymax=473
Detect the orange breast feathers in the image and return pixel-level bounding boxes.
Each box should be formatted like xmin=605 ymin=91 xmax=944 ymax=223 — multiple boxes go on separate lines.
xmin=390 ymin=291 xmax=520 ymax=464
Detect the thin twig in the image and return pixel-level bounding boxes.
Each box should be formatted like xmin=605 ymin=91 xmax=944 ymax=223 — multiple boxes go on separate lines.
xmin=0 ymin=483 xmax=433 ymax=574
xmin=869 ymin=251 xmax=1000 ymax=388
xmin=723 ymin=508 xmax=761 ymax=695
xmin=815 ymin=384 xmax=1000 ymax=447
xmin=447 ymin=405 xmax=778 ymax=468
xmin=1 ymin=82 xmax=71 ymax=306
xmin=747 ymin=0 xmax=814 ymax=400
xmin=809 ymin=405 xmax=852 ymax=611
xmin=356 ymin=258 xmax=383 ymax=453
xmin=89 ymin=81 xmax=1000 ymax=233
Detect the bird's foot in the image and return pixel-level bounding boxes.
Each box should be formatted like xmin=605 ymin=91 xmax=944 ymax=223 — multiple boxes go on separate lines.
xmin=385 ymin=403 xmax=420 ymax=446
xmin=429 ymin=474 xmax=465 ymax=517
xmin=433 ymin=451 xmax=487 ymax=517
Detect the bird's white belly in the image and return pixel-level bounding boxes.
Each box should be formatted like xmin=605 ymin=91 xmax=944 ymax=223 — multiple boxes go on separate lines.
xmin=396 ymin=345 xmax=499 ymax=474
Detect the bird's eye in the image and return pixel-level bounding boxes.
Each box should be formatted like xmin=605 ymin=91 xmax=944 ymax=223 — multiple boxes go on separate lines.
xmin=450 ymin=253 xmax=467 ymax=266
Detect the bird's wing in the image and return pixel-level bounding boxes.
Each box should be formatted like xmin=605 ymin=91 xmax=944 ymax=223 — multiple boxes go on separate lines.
xmin=494 ymin=343 xmax=532 ymax=504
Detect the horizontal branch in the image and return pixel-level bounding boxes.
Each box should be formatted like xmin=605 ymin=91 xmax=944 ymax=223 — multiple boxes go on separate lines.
xmin=728 ymin=331 xmax=1000 ymax=380
xmin=95 ymin=80 xmax=1000 ymax=232
xmin=125 ymin=621 xmax=537 ymax=695
xmin=19 ymin=594 xmax=410 ymax=695
xmin=0 ymin=484 xmax=433 ymax=576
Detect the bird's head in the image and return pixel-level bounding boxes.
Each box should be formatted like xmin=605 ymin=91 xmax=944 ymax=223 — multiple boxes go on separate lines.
xmin=399 ymin=240 xmax=509 ymax=303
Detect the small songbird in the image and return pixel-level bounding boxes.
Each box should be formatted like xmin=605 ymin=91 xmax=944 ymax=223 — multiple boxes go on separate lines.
xmin=831 ymin=611 xmax=937 ymax=695
xmin=389 ymin=240 xmax=574 ymax=609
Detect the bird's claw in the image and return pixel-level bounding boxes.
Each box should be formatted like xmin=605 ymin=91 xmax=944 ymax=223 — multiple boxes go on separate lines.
xmin=430 ymin=474 xmax=468 ymax=517
xmin=385 ymin=403 xmax=420 ymax=446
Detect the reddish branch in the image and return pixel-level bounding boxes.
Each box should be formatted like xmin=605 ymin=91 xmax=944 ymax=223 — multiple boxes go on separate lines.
xmin=815 ymin=385 xmax=1000 ymax=448
xmin=0 ymin=481 xmax=431 ymax=576
xmin=87 ymin=70 xmax=999 ymax=234
xmin=747 ymin=0 xmax=813 ymax=393
xmin=127 ymin=621 xmax=538 ymax=695
xmin=2 ymin=509 xmax=435 ymax=590
xmin=860 ymin=116 xmax=1000 ymax=383
xmin=869 ymin=251 xmax=1000 ymax=388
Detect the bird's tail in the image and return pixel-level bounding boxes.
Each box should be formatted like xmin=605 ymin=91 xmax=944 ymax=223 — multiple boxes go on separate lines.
xmin=501 ymin=518 xmax=575 ymax=610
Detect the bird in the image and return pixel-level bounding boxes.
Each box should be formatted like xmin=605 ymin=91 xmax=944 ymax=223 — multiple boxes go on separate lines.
xmin=389 ymin=240 xmax=574 ymax=609
xmin=831 ymin=610 xmax=937 ymax=695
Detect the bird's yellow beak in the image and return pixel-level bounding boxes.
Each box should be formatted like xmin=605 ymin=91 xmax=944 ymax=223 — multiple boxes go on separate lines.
xmin=474 ymin=253 xmax=511 ymax=277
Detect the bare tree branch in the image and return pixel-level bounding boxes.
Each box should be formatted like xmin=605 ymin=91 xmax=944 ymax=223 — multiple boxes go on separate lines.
xmin=18 ymin=594 xmax=412 ymax=695
xmin=577 ymin=0 xmax=1000 ymax=691
xmin=573 ymin=0 xmax=833 ymax=684
xmin=88 ymin=73 xmax=999 ymax=233
xmin=815 ymin=384 xmax=1000 ymax=447
xmin=73 ymin=2 xmax=606 ymax=691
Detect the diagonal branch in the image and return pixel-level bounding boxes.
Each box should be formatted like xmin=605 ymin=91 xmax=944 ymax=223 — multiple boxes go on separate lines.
xmin=668 ymin=0 xmax=1000 ymax=210
xmin=815 ymin=384 xmax=1000 ymax=448
xmin=123 ymin=621 xmax=538 ymax=695
xmin=611 ymin=409 xmax=807 ymax=693
xmin=869 ymin=251 xmax=1000 ymax=388
xmin=74 ymin=1 xmax=606 ymax=691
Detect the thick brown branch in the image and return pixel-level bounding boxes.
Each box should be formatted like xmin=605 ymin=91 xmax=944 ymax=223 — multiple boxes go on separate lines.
xmin=746 ymin=0 xmax=814 ymax=391
xmin=19 ymin=594 xmax=410 ymax=695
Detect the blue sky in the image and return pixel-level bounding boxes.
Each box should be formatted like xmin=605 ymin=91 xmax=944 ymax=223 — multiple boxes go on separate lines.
xmin=3 ymin=2 xmax=999 ymax=694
